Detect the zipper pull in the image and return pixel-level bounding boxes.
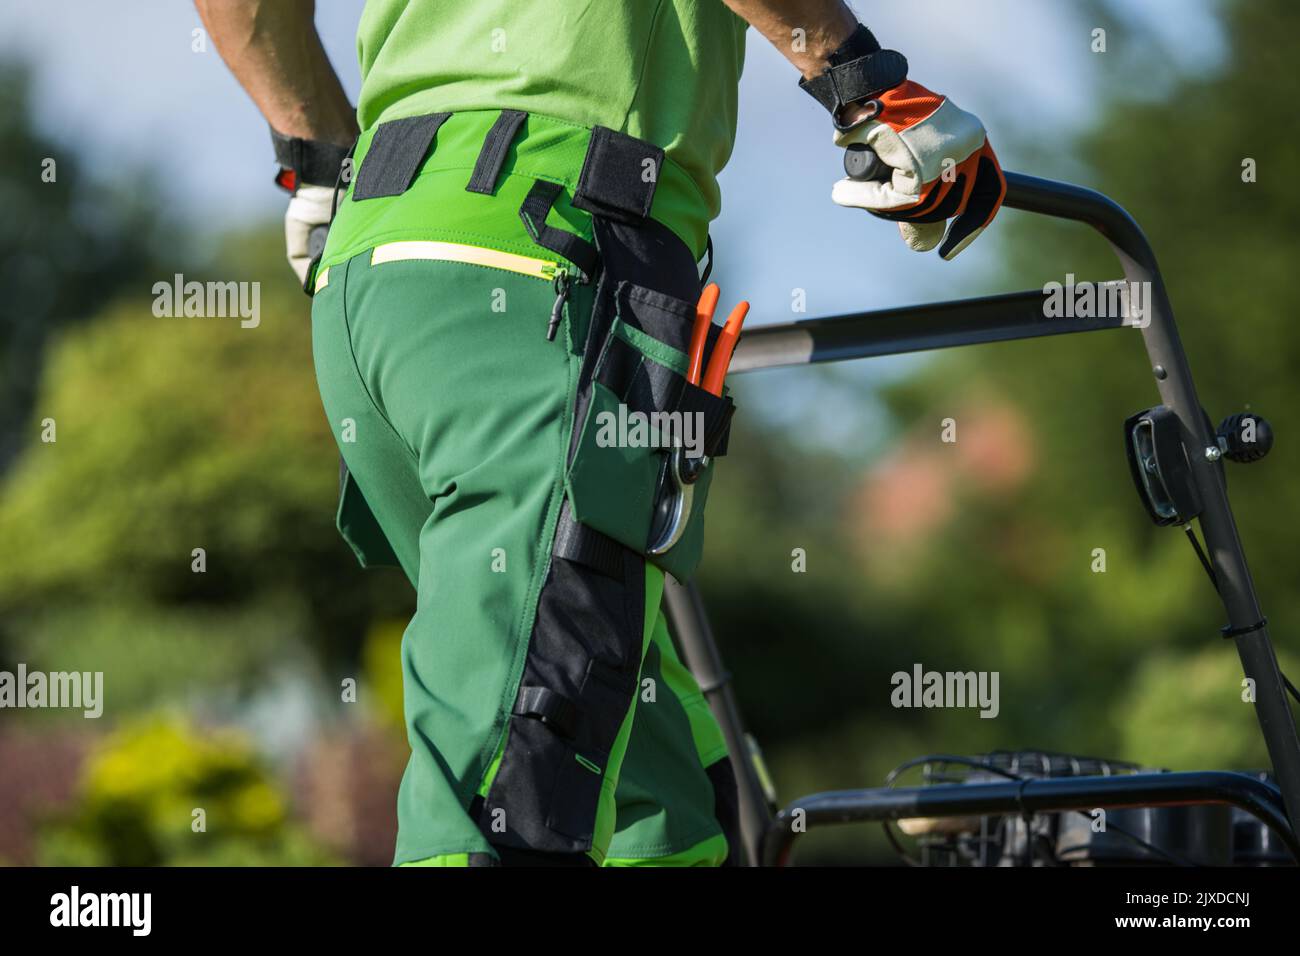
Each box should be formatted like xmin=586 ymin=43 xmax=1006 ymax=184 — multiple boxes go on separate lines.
xmin=547 ymin=270 xmax=570 ymax=342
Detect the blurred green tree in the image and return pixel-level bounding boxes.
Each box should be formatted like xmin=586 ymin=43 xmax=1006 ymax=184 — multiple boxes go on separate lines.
xmin=0 ymin=229 xmax=414 ymax=690
xmin=0 ymin=63 xmax=181 ymax=472
xmin=38 ymin=717 xmax=335 ymax=866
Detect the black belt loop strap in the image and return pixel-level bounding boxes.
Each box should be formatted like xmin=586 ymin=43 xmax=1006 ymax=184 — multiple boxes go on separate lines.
xmin=700 ymin=235 xmax=714 ymax=285
xmin=270 ymin=128 xmax=353 ymax=188
xmin=552 ymin=506 xmax=625 ymax=581
xmin=466 ymin=109 xmax=528 ymax=195
xmin=799 ymin=48 xmax=909 ymax=120
xmin=352 ymin=112 xmax=451 ymax=200
xmin=572 ymin=126 xmax=663 ymax=224
xmin=328 ymin=137 xmax=358 ymax=228
xmin=519 ymin=179 xmax=599 ymax=281
xmin=513 ymin=686 xmax=580 ymax=739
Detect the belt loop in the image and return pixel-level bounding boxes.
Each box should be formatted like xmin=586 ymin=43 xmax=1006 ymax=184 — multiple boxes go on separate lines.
xmin=699 ymin=235 xmax=714 ymax=285
xmin=352 ymin=112 xmax=451 ymax=200
xmin=466 ymin=110 xmax=528 ymax=195
xmin=572 ymin=126 xmax=664 ymax=224
xmin=518 ymin=180 xmax=599 ymax=281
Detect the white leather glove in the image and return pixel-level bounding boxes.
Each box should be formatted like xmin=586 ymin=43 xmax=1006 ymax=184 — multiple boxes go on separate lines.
xmin=284 ymin=183 xmax=340 ymax=286
xmin=832 ymin=81 xmax=1007 ymax=260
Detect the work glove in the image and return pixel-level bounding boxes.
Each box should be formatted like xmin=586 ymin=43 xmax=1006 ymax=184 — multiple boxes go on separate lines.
xmin=832 ymin=82 xmax=1007 ymax=260
xmin=284 ymin=183 xmax=339 ymax=288
xmin=270 ymin=128 xmax=353 ymax=290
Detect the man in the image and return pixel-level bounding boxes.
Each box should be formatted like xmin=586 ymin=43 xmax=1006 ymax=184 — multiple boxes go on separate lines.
xmin=195 ymin=0 xmax=1004 ymax=867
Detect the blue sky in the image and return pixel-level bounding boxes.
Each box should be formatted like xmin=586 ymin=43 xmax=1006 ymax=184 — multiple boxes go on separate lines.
xmin=2 ymin=0 xmax=1224 ymax=442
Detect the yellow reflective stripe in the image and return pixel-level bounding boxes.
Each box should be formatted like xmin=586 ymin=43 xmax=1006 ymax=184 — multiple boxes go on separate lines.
xmin=370 ymin=240 xmax=558 ymax=280
xmin=314 ymin=266 xmax=330 ymax=292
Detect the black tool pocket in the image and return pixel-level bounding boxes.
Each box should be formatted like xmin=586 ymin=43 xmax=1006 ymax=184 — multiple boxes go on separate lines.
xmin=566 ymin=281 xmax=734 ymax=582
xmin=480 ymin=204 xmax=735 ymax=857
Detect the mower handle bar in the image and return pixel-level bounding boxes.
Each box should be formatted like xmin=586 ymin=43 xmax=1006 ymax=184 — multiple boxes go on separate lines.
xmin=838 ymin=146 xmax=1153 ymax=267
xmin=700 ymin=167 xmax=1300 ymax=860
xmin=729 ymin=171 xmax=1155 ymax=374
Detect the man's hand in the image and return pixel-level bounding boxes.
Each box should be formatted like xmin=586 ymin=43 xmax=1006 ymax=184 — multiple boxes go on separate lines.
xmin=722 ymin=1 xmax=1006 ymax=259
xmin=833 ymin=83 xmax=1006 ymax=260
xmin=194 ymin=0 xmax=356 ymax=284
xmin=285 ymin=184 xmax=340 ymax=287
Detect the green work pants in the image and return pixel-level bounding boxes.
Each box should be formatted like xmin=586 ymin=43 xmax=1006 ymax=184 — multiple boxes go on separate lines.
xmin=311 ymin=232 xmax=733 ymax=866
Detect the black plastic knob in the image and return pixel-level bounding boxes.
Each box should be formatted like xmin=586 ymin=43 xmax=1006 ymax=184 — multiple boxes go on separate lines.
xmin=1217 ymin=413 xmax=1273 ymax=463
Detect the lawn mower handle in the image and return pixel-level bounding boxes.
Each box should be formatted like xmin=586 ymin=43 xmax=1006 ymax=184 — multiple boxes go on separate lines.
xmin=682 ymin=158 xmax=1300 ymax=865
xmin=840 ymin=144 xmax=1155 ymax=260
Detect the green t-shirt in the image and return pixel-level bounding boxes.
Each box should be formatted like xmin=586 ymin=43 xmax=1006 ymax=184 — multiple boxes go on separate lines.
xmin=354 ymin=0 xmax=747 ymax=225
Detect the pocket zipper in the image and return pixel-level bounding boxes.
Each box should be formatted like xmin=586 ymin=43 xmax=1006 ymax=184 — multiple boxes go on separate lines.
xmin=369 ymin=240 xmax=575 ymax=341
xmin=547 ymin=269 xmax=571 ymax=342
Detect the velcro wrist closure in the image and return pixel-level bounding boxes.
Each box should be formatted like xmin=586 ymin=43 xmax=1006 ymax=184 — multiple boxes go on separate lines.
xmin=827 ymin=23 xmax=883 ymax=64
xmin=270 ymin=127 xmax=353 ymax=188
xmin=799 ymin=48 xmax=909 ymax=118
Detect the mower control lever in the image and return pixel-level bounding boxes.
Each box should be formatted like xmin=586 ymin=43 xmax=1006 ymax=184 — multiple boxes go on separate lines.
xmin=843 ymin=144 xmax=891 ymax=183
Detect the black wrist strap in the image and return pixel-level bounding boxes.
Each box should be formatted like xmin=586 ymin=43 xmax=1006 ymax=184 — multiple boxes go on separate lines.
xmin=270 ymin=127 xmax=353 ymax=188
xmin=828 ymin=23 xmax=883 ymax=65
xmin=799 ymin=24 xmax=908 ymax=119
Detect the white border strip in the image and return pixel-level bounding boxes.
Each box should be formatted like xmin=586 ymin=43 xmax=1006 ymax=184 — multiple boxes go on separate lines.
xmin=370 ymin=240 xmax=556 ymax=279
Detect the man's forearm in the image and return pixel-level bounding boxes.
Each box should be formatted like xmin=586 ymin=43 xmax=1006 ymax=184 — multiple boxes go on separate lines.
xmin=721 ymin=0 xmax=859 ymax=79
xmin=194 ymin=0 xmax=357 ymax=145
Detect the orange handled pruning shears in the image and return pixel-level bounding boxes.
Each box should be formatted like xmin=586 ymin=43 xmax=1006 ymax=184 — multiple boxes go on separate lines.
xmin=687 ymin=283 xmax=749 ymax=395
xmin=648 ymin=283 xmax=748 ymax=557
xmin=686 ymin=283 xmax=719 ymax=385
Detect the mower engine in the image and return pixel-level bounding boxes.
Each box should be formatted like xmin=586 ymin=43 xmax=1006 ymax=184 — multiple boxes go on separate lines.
xmin=894 ymin=751 xmax=1288 ymax=867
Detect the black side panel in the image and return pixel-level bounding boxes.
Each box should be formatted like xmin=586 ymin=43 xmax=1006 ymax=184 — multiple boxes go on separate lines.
xmin=492 ymin=846 xmax=597 ymax=868
xmin=478 ymin=214 xmax=704 ymax=856
xmin=706 ymin=758 xmax=743 ymax=867
xmin=479 ymin=541 xmax=646 ymax=854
